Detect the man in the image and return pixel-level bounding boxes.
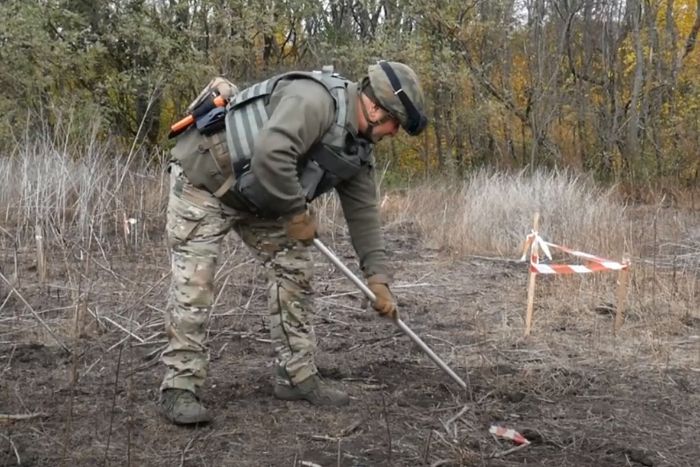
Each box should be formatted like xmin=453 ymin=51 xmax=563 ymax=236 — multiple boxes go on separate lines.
xmin=160 ymin=61 xmax=427 ymax=424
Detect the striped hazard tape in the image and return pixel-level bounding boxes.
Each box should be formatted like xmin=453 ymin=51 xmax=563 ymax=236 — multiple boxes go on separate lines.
xmin=520 ymin=231 xmax=630 ymax=275
xmin=489 ymin=425 xmax=530 ymax=445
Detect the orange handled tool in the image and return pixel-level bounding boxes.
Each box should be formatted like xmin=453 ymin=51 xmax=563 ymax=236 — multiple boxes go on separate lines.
xmin=169 ymin=94 xmax=227 ymax=138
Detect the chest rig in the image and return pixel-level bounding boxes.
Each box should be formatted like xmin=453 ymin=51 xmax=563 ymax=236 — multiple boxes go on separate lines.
xmin=223 ymin=68 xmax=374 ymax=215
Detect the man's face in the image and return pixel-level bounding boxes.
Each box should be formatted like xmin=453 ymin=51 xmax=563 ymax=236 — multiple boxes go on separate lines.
xmin=366 ymin=105 xmax=401 ymax=143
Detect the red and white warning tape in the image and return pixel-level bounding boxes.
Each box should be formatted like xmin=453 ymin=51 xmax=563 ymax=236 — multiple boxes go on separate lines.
xmin=520 ymin=231 xmax=630 ymax=275
xmin=489 ymin=425 xmax=530 ymax=445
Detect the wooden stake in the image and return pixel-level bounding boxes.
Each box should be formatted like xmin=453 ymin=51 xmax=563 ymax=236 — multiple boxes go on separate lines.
xmin=613 ymin=257 xmax=631 ymax=334
xmin=524 ymin=213 xmax=540 ymax=337
xmin=35 ymin=222 xmax=47 ymax=284
xmin=122 ymin=212 xmax=130 ymax=247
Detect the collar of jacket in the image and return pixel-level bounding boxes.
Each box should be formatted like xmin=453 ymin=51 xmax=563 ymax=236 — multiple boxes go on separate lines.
xmin=345 ymin=82 xmax=360 ymax=137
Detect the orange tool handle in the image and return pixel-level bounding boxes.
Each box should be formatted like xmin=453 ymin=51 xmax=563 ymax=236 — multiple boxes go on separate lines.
xmin=170 ymin=115 xmax=195 ymax=134
xmin=169 ymin=95 xmax=227 ymax=135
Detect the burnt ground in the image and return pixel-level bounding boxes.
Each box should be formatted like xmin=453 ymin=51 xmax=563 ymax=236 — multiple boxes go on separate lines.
xmin=0 ymin=224 xmax=698 ymax=467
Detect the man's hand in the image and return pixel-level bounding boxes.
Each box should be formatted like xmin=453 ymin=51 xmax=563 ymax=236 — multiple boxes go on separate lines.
xmin=367 ymin=275 xmax=397 ymax=319
xmin=284 ymin=210 xmax=316 ymax=244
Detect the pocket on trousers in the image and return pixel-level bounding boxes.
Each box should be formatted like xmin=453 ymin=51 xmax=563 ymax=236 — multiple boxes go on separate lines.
xmin=166 ymin=200 xmax=207 ymax=248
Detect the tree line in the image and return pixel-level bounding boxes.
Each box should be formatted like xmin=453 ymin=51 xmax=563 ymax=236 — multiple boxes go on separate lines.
xmin=1 ymin=0 xmax=698 ymax=188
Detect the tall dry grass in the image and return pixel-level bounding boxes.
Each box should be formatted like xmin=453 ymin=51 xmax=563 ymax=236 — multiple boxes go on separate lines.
xmin=1 ymin=119 xmax=697 ymax=342
xmin=2 ymin=122 xmax=696 ymax=283
xmin=379 ymin=169 xmax=629 ymax=259
xmin=0 ymin=117 xmax=167 ymax=249
xmin=2 ymin=120 xmax=697 ymax=270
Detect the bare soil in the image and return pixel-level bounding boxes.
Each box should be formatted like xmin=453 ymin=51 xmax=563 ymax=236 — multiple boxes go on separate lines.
xmin=1 ymin=224 xmax=698 ymax=466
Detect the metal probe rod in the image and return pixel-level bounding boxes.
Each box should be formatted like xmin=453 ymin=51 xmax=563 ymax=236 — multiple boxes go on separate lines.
xmin=313 ymin=238 xmax=467 ymax=390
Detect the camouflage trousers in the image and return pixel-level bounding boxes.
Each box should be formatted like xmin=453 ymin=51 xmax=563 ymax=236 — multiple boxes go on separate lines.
xmin=160 ymin=163 xmax=318 ymax=394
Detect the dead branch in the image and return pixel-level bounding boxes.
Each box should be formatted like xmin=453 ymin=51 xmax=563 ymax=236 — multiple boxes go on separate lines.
xmin=0 ymin=271 xmax=70 ymax=353
xmin=489 ymin=442 xmax=530 ymax=458
xmin=0 ymin=412 xmax=48 ymax=423
xmin=0 ymin=433 xmax=21 ymax=465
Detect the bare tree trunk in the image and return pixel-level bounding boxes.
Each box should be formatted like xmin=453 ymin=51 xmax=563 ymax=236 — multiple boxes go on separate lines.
xmin=626 ymin=0 xmax=644 ymax=175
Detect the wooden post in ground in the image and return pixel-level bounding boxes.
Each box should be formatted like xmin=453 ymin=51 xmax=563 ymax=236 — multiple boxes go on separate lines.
xmin=35 ymin=222 xmax=47 ymax=284
xmin=613 ymin=257 xmax=631 ymax=334
xmin=524 ymin=212 xmax=540 ymax=337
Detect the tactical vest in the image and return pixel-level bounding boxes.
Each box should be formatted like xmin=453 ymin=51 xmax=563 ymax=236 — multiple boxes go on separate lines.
xmin=172 ymin=69 xmax=373 ymax=217
xmin=226 ymin=69 xmax=373 ymax=216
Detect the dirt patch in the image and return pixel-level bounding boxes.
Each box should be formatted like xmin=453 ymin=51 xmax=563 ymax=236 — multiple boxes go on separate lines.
xmin=1 ymin=227 xmax=698 ymax=466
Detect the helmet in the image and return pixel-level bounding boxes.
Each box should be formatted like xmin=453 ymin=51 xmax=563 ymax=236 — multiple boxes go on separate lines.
xmin=367 ymin=61 xmax=427 ymax=136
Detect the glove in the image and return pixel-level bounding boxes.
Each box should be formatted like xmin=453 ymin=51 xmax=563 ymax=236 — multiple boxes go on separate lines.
xmin=284 ymin=210 xmax=316 ymax=244
xmin=367 ymin=275 xmax=397 ymax=319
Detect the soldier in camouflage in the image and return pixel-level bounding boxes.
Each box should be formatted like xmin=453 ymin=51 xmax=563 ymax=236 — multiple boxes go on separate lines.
xmin=159 ymin=61 xmax=427 ymax=424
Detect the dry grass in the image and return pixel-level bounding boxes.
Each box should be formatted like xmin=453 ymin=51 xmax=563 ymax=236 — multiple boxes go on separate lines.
xmin=0 ymin=118 xmax=166 ymax=249
xmin=379 ymin=169 xmax=628 ymax=258
xmin=1 ymin=124 xmax=697 ymax=343
xmin=1 ymin=129 xmax=697 ymax=336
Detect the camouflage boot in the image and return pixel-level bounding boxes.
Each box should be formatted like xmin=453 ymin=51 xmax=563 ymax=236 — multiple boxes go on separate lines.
xmin=273 ymin=369 xmax=350 ymax=407
xmin=159 ymin=389 xmax=211 ymax=425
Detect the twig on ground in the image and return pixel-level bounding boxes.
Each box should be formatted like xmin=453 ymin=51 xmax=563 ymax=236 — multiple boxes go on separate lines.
xmin=318 ymin=290 xmax=362 ymax=300
xmin=307 ymin=420 xmax=360 ymax=445
xmin=0 ymin=412 xmax=48 ymax=423
xmin=466 ymin=254 xmax=525 ymax=264
xmin=337 ymin=420 xmax=362 ymax=437
xmin=391 ymin=282 xmax=433 ymax=289
xmin=129 ymin=271 xmax=172 ymax=324
xmin=214 ymin=244 xmax=239 ymax=281
xmin=489 ymin=442 xmax=530 ymax=458
xmin=444 ymin=405 xmax=469 ymax=434
xmin=83 ymin=247 xmax=132 ymax=288
xmin=425 ymin=334 xmax=458 ymax=348
xmin=423 ymin=429 xmax=434 ymax=465
xmin=215 ymin=342 xmax=229 ymax=360
xmin=310 ymin=434 xmax=338 ymax=442
xmin=316 ymin=298 xmax=365 ymax=312
xmin=0 ymin=271 xmax=70 ymax=353
xmin=0 ymin=289 xmax=14 ymax=311
xmin=98 ymin=268 xmax=170 ymax=349
xmin=242 ymin=282 xmax=259 ymax=310
xmin=0 ymin=433 xmax=21 ymax=465
xmin=0 ymin=225 xmax=15 ymax=239
xmin=132 ymin=338 xmax=166 ymax=347
xmin=102 ymin=315 xmax=144 ymax=347
xmin=381 ymin=393 xmax=393 ymax=464
xmin=83 ymin=357 xmax=102 ymax=377
xmin=319 ymin=315 xmax=351 ymax=326
xmin=145 ymin=304 xmax=166 ymax=314
xmin=1 ymin=344 xmax=16 ymax=376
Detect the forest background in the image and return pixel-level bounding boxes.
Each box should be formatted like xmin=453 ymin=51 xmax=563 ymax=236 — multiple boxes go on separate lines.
xmin=1 ymin=0 xmax=698 ymax=194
